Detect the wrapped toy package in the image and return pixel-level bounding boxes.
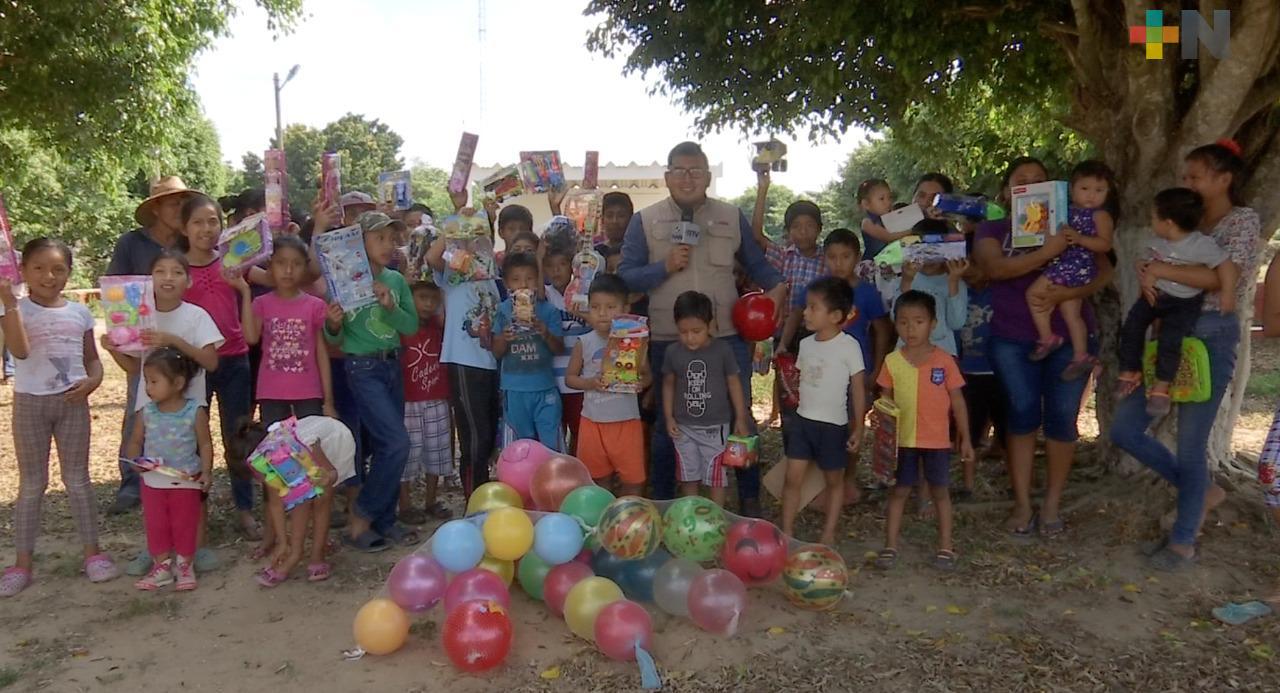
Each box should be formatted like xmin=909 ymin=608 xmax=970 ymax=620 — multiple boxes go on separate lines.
xmin=560 ymin=191 xmax=604 ymax=311
xmin=448 ymin=132 xmax=479 ymax=194
xmin=601 ymin=315 xmax=649 ymax=393
xmin=721 ymin=435 xmax=759 ymax=469
xmin=582 ymin=150 xmax=600 ymax=190
xmin=0 ymin=194 xmax=19 ymax=283
xmin=511 ymin=288 xmax=535 ymax=329
xmin=479 ymin=165 xmax=523 ymax=202
xmin=1142 ymin=337 xmax=1211 ymax=403
xmin=775 ymin=351 xmax=800 ymax=409
xmin=98 ymin=275 xmax=155 ymax=355
xmin=265 ymin=148 xmax=288 ymax=231
xmin=320 ymin=152 xmax=342 ymax=213
xmin=518 ymin=151 xmax=566 ymax=194
xmin=378 ymin=170 xmax=413 ymax=211
xmin=869 ymin=398 xmax=899 ymax=486
xmin=248 ymin=417 xmax=324 ymax=511
xmin=1011 ymin=180 xmax=1068 ymax=249
xmin=315 ymin=225 xmax=377 ymax=312
xmin=218 ymin=212 xmax=272 ymax=273
xmin=440 ymin=211 xmax=495 ymax=284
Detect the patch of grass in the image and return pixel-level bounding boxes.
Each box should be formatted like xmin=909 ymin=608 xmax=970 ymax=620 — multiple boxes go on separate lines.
xmin=100 ymin=596 xmax=180 ymax=623
xmin=0 ymin=667 xmax=20 ymax=689
xmin=1246 ymin=369 xmax=1280 ymax=399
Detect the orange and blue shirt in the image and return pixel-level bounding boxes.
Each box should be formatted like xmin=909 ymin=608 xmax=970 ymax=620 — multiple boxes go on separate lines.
xmin=875 ymin=347 xmax=964 ymax=450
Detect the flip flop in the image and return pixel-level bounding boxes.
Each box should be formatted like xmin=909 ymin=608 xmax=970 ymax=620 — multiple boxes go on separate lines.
xmin=1039 ymin=517 xmax=1066 ymax=539
xmin=1211 ymin=601 xmax=1272 ymax=626
xmin=380 ymin=524 xmax=421 ymax=547
xmin=341 ymin=530 xmax=390 ymax=554
xmin=1008 ymin=512 xmax=1039 ymax=540
xmin=932 ymin=549 xmax=959 ymax=572
xmin=307 ymin=562 xmax=332 ymax=583
xmin=255 ymin=567 xmax=288 ymax=588
xmin=874 ymin=548 xmax=898 ymax=571
xmin=1114 ymin=374 xmax=1142 ymax=401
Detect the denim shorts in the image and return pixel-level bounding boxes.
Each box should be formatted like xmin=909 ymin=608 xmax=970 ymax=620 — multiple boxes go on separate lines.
xmin=989 ymin=336 xmax=1095 ymax=442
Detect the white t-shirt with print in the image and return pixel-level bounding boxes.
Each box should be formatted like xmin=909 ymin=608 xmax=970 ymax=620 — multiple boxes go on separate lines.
xmin=133 ymin=302 xmax=225 ymax=411
xmin=14 ymin=298 xmax=95 ymax=396
xmin=797 ymin=332 xmax=865 ymax=426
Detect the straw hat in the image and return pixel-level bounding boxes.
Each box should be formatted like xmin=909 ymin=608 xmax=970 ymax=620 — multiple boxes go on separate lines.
xmin=135 ymin=176 xmax=200 ymax=226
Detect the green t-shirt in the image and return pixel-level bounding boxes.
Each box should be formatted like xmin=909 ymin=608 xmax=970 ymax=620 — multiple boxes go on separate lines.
xmin=325 ymin=268 xmax=418 ymax=355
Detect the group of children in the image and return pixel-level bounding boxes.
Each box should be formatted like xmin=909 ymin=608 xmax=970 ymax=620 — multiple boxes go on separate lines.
xmin=0 ymin=148 xmax=1243 ymax=598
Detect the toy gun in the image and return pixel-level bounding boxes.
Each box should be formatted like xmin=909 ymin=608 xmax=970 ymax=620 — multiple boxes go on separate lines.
xmin=721 ymin=435 xmax=759 ymax=468
xmin=247 ymin=418 xmax=324 ymax=511
xmin=601 ymin=315 xmax=649 ymax=393
xmin=932 ymin=194 xmax=1006 ymax=221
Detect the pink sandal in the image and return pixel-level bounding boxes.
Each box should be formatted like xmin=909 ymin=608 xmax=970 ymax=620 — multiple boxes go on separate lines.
xmin=0 ymin=567 xmax=32 ymax=597
xmin=255 ymin=567 xmax=289 ymax=588
xmin=83 ymin=554 xmax=120 ymax=584
xmin=307 ymin=562 xmax=331 ymax=582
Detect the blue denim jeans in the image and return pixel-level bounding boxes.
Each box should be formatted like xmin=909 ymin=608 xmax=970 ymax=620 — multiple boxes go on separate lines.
xmin=1109 ymin=311 xmax=1239 ymax=545
xmin=345 ymin=355 xmax=409 ymax=535
xmin=648 ymin=335 xmax=760 ymax=503
xmin=989 ymin=336 xmax=1094 ymax=442
xmin=330 ymin=357 xmax=364 ymax=487
xmin=207 ymin=353 xmax=254 ymax=511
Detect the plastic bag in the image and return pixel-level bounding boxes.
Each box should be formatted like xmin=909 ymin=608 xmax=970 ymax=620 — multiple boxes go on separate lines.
xmin=99 ymin=275 xmax=155 ymax=355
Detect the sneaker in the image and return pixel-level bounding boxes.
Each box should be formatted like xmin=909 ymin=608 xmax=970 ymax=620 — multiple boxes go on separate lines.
xmin=125 ymin=552 xmax=153 ymax=577
xmin=107 ymin=495 xmax=140 ymax=516
xmin=1029 ymin=336 xmax=1064 ymax=362
xmin=134 ymin=560 xmax=173 ymax=591
xmin=193 ymin=547 xmax=219 ymax=573
xmin=174 ymin=560 xmax=197 ymax=591
xmin=83 ymin=554 xmax=120 ymax=583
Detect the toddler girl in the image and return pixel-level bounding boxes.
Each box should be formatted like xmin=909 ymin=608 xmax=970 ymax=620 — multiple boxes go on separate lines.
xmin=124 ymin=348 xmax=214 ymax=591
xmin=1 ymin=239 xmax=118 ymax=597
xmin=1027 ymin=160 xmax=1117 ymax=378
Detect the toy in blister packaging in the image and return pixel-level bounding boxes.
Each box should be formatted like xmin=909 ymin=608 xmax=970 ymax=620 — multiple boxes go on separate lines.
xmin=601 ymin=314 xmax=649 ymax=393
xmin=218 ymin=212 xmax=273 ymax=273
xmin=582 ymin=150 xmax=600 ymax=190
xmin=564 ymin=247 xmax=603 ymax=313
xmin=0 ymin=194 xmax=19 ymax=283
xmin=479 ymin=165 xmax=524 ymax=202
xmin=314 ymin=225 xmax=377 ymax=312
xmin=561 ymin=189 xmax=601 ymax=242
xmin=247 ymin=417 xmax=324 ymax=511
xmin=264 ymin=149 xmax=288 ymax=231
xmin=1011 ymin=180 xmax=1068 ymax=249
xmin=440 ymin=211 xmax=495 ymax=284
xmin=518 ymin=151 xmax=566 ymax=194
xmin=98 ymin=275 xmax=155 ymax=355
xmin=378 ymin=170 xmax=413 ymax=211
xmin=752 ymin=339 xmax=773 ymax=376
xmin=869 ymin=398 xmax=898 ymax=487
xmin=406 ymin=219 xmax=438 ymax=283
xmin=751 ymin=138 xmax=788 ymax=173
xmin=511 ymin=288 xmax=535 ymax=327
xmin=721 ymin=434 xmax=759 ymax=469
xmin=319 ymin=152 xmax=342 ymax=213
xmin=448 ymin=132 xmax=479 ymax=194
xmin=932 ymin=193 xmax=1006 ymax=221
xmin=775 ymin=351 xmax=800 ymax=409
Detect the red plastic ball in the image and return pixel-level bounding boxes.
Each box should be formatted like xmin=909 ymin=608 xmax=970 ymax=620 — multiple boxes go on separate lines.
xmin=720 ymin=519 xmax=788 ymax=586
xmin=442 ymin=599 xmax=513 ymax=673
xmin=732 ymin=292 xmax=777 ymax=342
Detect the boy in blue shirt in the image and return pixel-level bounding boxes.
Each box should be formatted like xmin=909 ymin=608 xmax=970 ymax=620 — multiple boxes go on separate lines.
xmin=491 ymin=252 xmax=565 ymax=450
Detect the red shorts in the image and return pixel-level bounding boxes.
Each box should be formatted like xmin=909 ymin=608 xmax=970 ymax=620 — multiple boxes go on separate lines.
xmin=576 ymin=417 xmax=646 ymax=485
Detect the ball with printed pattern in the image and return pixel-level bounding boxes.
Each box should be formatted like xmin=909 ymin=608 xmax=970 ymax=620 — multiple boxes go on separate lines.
xmin=781 ymin=544 xmax=849 ymax=611
xmin=597 ymin=496 xmax=662 ymax=559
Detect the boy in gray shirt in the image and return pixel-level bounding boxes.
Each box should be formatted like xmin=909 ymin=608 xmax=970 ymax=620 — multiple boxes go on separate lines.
xmin=662 ymin=291 xmax=751 ymax=506
xmin=1117 ymin=188 xmax=1236 ymax=417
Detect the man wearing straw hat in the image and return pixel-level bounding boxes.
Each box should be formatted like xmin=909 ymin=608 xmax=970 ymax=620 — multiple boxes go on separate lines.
xmin=105 ymin=176 xmax=200 ymax=516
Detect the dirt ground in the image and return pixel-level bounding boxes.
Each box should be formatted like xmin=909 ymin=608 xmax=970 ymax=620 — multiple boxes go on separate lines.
xmin=2 ymin=338 xmax=1280 ymax=691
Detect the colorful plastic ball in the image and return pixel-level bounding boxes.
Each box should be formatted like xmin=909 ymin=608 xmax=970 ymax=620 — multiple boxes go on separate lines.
xmin=517 ymin=553 xmax=553 ymax=601
xmin=597 ymin=496 xmax=662 ymax=559
xmin=544 ymin=561 xmax=594 ymax=617
xmin=496 ymin=439 xmax=553 ymax=505
xmin=533 ymin=512 xmax=585 ymax=565
xmin=781 ymin=544 xmax=849 ymax=611
xmin=594 ymin=599 xmax=654 ymax=662
xmin=352 ymin=598 xmax=410 ymax=656
xmin=386 ymin=554 xmax=447 ymax=613
xmin=686 ymin=568 xmax=747 ymax=637
xmin=530 ymin=455 xmax=593 ymax=511
xmin=560 ymin=485 xmax=615 ymax=549
xmin=652 ymin=558 xmax=702 ymax=617
xmin=661 ymin=495 xmax=728 ymax=562
xmin=477 ymin=554 xmax=515 ymax=586
xmin=482 ymin=507 xmax=534 ymax=561
xmin=564 ymin=576 xmax=624 ymax=641
xmin=442 ymin=600 xmax=513 ymax=673
xmin=444 ymin=567 xmax=512 ymax=612
xmin=720 ymin=519 xmax=788 ymax=585
xmin=589 ymin=547 xmax=629 ymax=582
xmin=466 ymin=481 xmax=524 ymax=515
xmin=614 ymin=547 xmax=671 ymax=603
xmin=731 ymin=291 xmax=777 ymax=342
xmin=431 ymin=520 xmax=485 ymax=573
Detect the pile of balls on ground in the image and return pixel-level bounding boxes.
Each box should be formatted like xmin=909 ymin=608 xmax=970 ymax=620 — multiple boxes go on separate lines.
xmin=350 ymin=440 xmax=851 ymax=674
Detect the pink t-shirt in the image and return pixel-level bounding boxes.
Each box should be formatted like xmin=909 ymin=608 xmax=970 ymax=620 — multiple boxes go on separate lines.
xmin=186 ymin=261 xmax=248 ymax=356
xmin=252 ymin=291 xmax=327 ymax=401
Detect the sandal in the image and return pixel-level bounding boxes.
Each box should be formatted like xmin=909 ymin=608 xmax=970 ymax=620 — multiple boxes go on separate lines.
xmin=932 ymin=549 xmax=959 ymax=572
xmin=1114 ymin=374 xmax=1142 ymax=401
xmin=874 ymin=548 xmax=898 ymax=570
xmin=250 ymin=544 xmax=273 ymax=561
xmin=1029 ymin=336 xmax=1064 ymax=362
xmin=84 ymin=553 xmax=120 ymax=583
xmin=427 ymin=501 xmax=454 ymax=520
xmin=307 ymin=562 xmax=331 ymax=583
xmin=380 ymin=524 xmax=421 ymax=547
xmin=255 ymin=566 xmax=289 ymax=588
xmin=1038 ymin=517 xmax=1066 ymax=539
xmin=1061 ymin=355 xmax=1099 ymax=382
xmin=1007 ymin=512 xmax=1039 ymax=540
xmin=398 ymin=509 xmax=428 ymax=526
xmin=0 ymin=567 xmax=32 ymax=597
xmin=341 ymin=530 xmax=390 ymax=554
xmin=1145 ymin=392 xmax=1172 ymax=418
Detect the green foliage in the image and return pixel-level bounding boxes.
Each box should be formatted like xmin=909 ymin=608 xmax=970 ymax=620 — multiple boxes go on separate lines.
xmin=262 ymin=114 xmax=406 ymax=213
xmin=730 ymin=183 xmax=798 ymax=240
xmin=409 ymin=164 xmax=455 ymax=220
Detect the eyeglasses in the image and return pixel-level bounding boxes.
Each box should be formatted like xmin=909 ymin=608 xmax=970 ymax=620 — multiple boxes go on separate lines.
xmin=667 ymin=167 xmax=710 ymax=180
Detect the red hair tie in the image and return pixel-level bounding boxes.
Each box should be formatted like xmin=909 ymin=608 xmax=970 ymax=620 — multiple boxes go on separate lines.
xmin=1215 ymin=138 xmax=1243 ymax=157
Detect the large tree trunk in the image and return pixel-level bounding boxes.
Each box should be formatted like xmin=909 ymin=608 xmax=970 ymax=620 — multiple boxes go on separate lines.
xmin=1059 ymin=0 xmax=1280 ymax=474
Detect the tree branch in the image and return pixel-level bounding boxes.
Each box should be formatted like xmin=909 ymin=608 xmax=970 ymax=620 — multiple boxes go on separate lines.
xmin=1229 ymin=69 xmax=1280 ymax=133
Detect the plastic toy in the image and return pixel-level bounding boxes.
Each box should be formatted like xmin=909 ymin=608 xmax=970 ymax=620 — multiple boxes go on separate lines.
xmin=518 ymin=151 xmax=566 ymax=194
xmin=775 ymin=351 xmax=800 ymax=409
xmin=0 ymin=194 xmax=19 ymax=283
xmin=122 ymin=456 xmax=198 ymax=481
xmin=869 ymin=397 xmax=898 ymax=486
xmin=247 ymin=417 xmax=324 ymax=511
xmin=731 ymin=292 xmax=776 ymax=342
xmin=720 ymin=434 xmax=758 ymax=469
xmin=218 ymin=212 xmax=272 ymax=273
xmin=932 ymin=193 xmax=1006 ymax=221
xmin=1142 ymin=337 xmax=1211 ymax=402
xmin=98 ymin=275 xmax=154 ymax=355
xmin=378 ymin=170 xmax=412 ymax=211
xmin=480 ymin=165 xmax=524 ymax=202
xmin=751 ymin=138 xmax=788 ymax=173
xmin=582 ymin=150 xmax=600 ymax=190
xmin=901 ymin=236 xmax=967 ymax=265
xmin=264 ymin=149 xmax=288 ymax=231
xmin=319 ymin=152 xmax=342 ymax=213
xmin=440 ymin=211 xmax=495 ymax=284
xmin=1011 ymin=180 xmax=1068 ymax=249
xmin=601 ymin=314 xmax=649 ymax=393
xmin=512 ymin=288 xmax=535 ymax=325
xmin=448 ymin=133 xmax=479 ymax=194
xmin=315 ymin=225 xmax=377 ymax=312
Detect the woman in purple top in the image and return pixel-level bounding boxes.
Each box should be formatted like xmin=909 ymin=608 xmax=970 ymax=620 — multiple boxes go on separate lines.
xmin=1109 ymin=141 xmax=1260 ymax=571
xmin=974 ymin=157 xmax=1113 ymax=538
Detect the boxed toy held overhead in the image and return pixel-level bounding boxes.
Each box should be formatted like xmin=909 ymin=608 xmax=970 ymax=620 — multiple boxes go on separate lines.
xmin=319 ymin=152 xmax=342 ymax=214
xmin=248 ymin=417 xmax=324 ymax=511
xmin=218 ymin=212 xmax=273 ymax=273
xmin=314 ymin=225 xmax=377 ymax=312
xmin=1011 ymin=180 xmax=1069 ymax=249
xmin=601 ymin=314 xmax=649 ymax=393
xmin=751 ymin=138 xmax=788 ymax=173
xmin=518 ymin=151 xmax=566 ymax=194
xmin=562 ymin=189 xmax=601 ymax=241
xmin=582 ymin=150 xmax=600 ymax=190
xmin=0 ymin=194 xmax=19 ymax=283
xmin=933 ymin=193 xmax=1006 ymax=221
xmin=264 ymin=149 xmax=288 ymax=231
xmin=479 ymin=165 xmax=524 ymax=202
xmin=378 ymin=170 xmax=412 ymax=211
xmin=880 ymin=203 xmax=924 ymax=234
xmin=439 ymin=210 xmax=495 ymax=284
xmin=98 ymin=275 xmax=155 ymax=355
xmin=448 ymin=132 xmax=479 ymax=194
